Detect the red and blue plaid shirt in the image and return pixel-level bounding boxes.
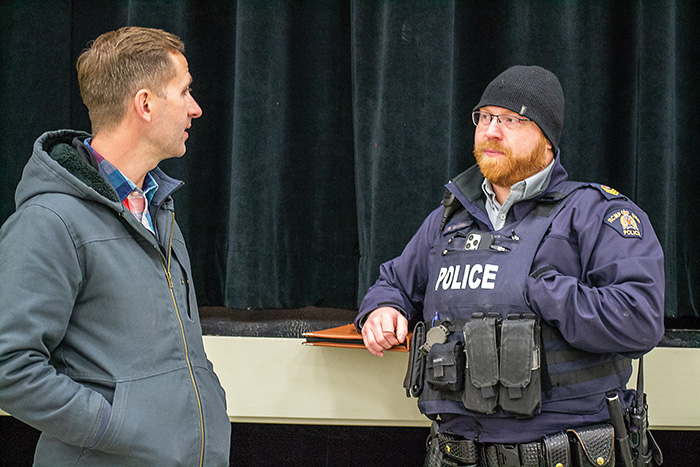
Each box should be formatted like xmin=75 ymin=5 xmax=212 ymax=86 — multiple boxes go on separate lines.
xmin=86 ymin=140 xmax=158 ymax=233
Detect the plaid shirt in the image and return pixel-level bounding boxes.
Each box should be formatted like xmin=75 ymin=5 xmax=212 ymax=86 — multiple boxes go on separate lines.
xmin=85 ymin=140 xmax=158 ymax=233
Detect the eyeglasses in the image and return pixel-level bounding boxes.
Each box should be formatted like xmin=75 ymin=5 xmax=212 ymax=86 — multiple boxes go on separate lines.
xmin=472 ymin=111 xmax=532 ymax=130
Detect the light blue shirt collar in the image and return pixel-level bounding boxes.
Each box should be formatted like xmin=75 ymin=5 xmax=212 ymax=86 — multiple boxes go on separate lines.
xmin=482 ymin=160 xmax=555 ymax=230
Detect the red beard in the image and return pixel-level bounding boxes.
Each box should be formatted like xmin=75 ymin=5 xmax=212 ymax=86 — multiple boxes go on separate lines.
xmin=473 ymin=136 xmax=549 ymax=187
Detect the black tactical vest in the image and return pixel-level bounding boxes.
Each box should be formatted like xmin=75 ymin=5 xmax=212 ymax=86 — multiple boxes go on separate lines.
xmin=416 ymin=182 xmax=631 ymax=418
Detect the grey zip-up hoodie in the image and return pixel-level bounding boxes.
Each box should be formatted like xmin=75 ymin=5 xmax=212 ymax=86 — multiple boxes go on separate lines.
xmin=0 ymin=130 xmax=230 ymax=466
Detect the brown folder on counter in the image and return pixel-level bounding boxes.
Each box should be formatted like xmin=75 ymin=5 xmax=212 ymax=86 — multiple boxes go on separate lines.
xmin=302 ymin=323 xmax=410 ymax=352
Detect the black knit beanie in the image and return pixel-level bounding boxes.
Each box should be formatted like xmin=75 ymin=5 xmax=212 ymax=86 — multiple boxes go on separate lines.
xmin=473 ymin=65 xmax=565 ymax=151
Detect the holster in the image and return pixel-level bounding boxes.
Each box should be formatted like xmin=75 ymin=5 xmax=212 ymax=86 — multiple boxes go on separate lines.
xmin=636 ymin=429 xmax=663 ymax=466
xmin=629 ymin=404 xmax=663 ymax=466
xmin=404 ymin=321 xmax=427 ymax=397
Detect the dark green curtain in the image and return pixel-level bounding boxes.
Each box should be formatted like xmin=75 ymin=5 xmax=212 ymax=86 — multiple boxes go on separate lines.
xmin=0 ymin=1 xmax=697 ymax=321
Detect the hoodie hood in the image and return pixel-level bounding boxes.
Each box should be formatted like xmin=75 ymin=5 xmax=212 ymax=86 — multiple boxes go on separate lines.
xmin=15 ymin=130 xmax=121 ymax=212
xmin=15 ymin=130 xmax=184 ymax=214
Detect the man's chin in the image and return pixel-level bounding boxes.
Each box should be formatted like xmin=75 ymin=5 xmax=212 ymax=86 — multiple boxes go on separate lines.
xmin=477 ymin=160 xmax=511 ymax=185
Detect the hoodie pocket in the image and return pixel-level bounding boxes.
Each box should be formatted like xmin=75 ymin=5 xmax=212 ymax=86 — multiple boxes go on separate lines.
xmin=195 ymin=366 xmax=231 ymax=464
xmin=91 ymin=370 xmax=204 ymax=463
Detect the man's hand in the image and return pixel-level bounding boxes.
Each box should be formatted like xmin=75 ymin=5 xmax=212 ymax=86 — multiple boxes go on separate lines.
xmin=361 ymin=306 xmax=409 ymax=356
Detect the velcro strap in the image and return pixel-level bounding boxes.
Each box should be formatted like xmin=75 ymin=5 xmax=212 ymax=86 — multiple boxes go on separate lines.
xmin=567 ymin=423 xmax=614 ymax=466
xmin=432 ymin=360 xmax=445 ymax=378
xmin=548 ymin=358 xmax=631 ymax=387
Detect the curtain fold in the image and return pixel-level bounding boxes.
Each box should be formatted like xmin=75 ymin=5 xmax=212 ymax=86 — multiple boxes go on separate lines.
xmin=0 ymin=0 xmax=697 ymax=320
xmin=221 ymin=1 xmax=357 ymax=309
xmin=352 ymin=1 xmax=462 ymax=300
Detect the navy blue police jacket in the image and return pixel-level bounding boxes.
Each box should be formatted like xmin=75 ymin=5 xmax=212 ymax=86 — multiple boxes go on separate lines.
xmin=356 ymin=156 xmax=665 ymax=443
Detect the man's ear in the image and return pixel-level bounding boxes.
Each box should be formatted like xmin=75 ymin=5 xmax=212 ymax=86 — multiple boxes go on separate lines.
xmin=133 ymin=89 xmax=154 ymax=123
xmin=545 ymin=138 xmax=553 ymax=152
xmin=545 ymin=138 xmax=555 ymax=157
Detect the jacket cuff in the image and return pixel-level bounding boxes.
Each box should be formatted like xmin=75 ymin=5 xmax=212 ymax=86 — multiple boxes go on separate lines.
xmin=354 ymin=302 xmax=408 ymax=331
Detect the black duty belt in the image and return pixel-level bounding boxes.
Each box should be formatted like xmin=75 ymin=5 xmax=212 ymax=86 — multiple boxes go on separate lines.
xmin=425 ymin=423 xmax=615 ymax=467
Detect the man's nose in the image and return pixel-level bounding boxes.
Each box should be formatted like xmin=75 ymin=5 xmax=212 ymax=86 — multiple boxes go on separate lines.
xmin=189 ymin=97 xmax=203 ymax=119
xmin=484 ymin=117 xmax=503 ymax=139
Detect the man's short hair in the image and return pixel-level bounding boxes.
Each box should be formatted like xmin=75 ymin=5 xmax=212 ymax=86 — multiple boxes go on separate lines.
xmin=76 ymin=26 xmax=185 ymax=134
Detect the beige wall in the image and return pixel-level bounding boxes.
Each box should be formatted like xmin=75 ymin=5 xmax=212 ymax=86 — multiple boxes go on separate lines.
xmin=3 ymin=337 xmax=699 ymax=430
xmin=204 ymin=337 xmax=700 ymax=430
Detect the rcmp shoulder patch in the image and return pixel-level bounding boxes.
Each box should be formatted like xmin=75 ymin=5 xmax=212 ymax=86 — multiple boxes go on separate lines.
xmin=604 ymin=207 xmax=644 ymax=239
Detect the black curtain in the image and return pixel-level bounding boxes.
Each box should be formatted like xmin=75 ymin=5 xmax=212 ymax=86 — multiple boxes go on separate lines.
xmin=1 ymin=1 xmax=698 ymax=321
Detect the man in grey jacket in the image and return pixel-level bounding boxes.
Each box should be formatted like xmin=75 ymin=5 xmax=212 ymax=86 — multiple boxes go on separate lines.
xmin=0 ymin=27 xmax=231 ymax=465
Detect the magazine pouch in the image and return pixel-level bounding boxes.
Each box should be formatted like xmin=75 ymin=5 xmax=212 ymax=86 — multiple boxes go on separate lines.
xmin=498 ymin=314 xmax=541 ymax=416
xmin=462 ymin=313 xmax=499 ymax=414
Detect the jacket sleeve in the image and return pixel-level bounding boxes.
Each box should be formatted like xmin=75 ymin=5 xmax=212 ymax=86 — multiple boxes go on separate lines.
xmin=0 ymin=204 xmax=111 ymax=448
xmin=356 ymin=206 xmax=443 ymax=328
xmin=525 ymin=191 xmax=665 ymax=354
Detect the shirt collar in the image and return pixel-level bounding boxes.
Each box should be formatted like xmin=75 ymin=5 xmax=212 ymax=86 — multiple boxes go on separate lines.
xmin=481 ymin=160 xmax=555 ymax=230
xmin=481 ymin=159 xmax=555 ymax=209
xmin=85 ymin=139 xmax=159 ymax=204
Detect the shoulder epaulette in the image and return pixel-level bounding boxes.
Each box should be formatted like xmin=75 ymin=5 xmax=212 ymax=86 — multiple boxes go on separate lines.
xmin=591 ymin=184 xmax=630 ymax=201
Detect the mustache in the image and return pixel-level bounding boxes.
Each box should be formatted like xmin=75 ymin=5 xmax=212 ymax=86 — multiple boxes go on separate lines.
xmin=473 ymin=141 xmax=512 ymax=158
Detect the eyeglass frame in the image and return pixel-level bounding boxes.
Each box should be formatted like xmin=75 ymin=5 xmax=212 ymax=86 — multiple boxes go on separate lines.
xmin=471 ymin=110 xmax=533 ymax=130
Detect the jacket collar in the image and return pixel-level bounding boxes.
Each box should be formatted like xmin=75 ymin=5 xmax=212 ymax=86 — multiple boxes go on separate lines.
xmin=68 ymin=135 xmax=184 ymax=208
xmin=445 ymin=152 xmax=570 ymax=228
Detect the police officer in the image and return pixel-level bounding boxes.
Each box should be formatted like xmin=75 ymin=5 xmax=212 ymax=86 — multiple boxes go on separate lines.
xmin=355 ymin=66 xmax=665 ymax=466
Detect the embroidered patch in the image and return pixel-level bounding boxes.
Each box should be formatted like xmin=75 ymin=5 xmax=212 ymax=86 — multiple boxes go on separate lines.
xmin=604 ymin=208 xmax=643 ymax=239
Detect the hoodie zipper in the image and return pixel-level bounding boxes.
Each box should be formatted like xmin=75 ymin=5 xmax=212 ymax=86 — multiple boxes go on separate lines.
xmin=158 ymin=211 xmax=205 ymax=467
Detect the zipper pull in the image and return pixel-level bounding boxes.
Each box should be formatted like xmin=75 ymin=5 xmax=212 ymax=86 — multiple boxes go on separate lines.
xmin=165 ymin=270 xmax=173 ymax=289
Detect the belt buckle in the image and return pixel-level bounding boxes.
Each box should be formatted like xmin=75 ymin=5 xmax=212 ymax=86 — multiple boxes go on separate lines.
xmin=495 ymin=444 xmax=520 ymax=467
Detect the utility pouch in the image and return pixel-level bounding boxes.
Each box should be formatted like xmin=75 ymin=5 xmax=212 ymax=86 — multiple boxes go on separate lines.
xmin=567 ymin=424 xmax=615 ymax=467
xmin=498 ymin=315 xmax=541 ymax=416
xmin=426 ymin=340 xmax=465 ymax=392
xmin=425 ymin=429 xmax=478 ymax=467
xmin=404 ymin=321 xmax=427 ymax=398
xmin=543 ymin=432 xmax=571 ymax=467
xmin=462 ymin=314 xmax=499 ymax=414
